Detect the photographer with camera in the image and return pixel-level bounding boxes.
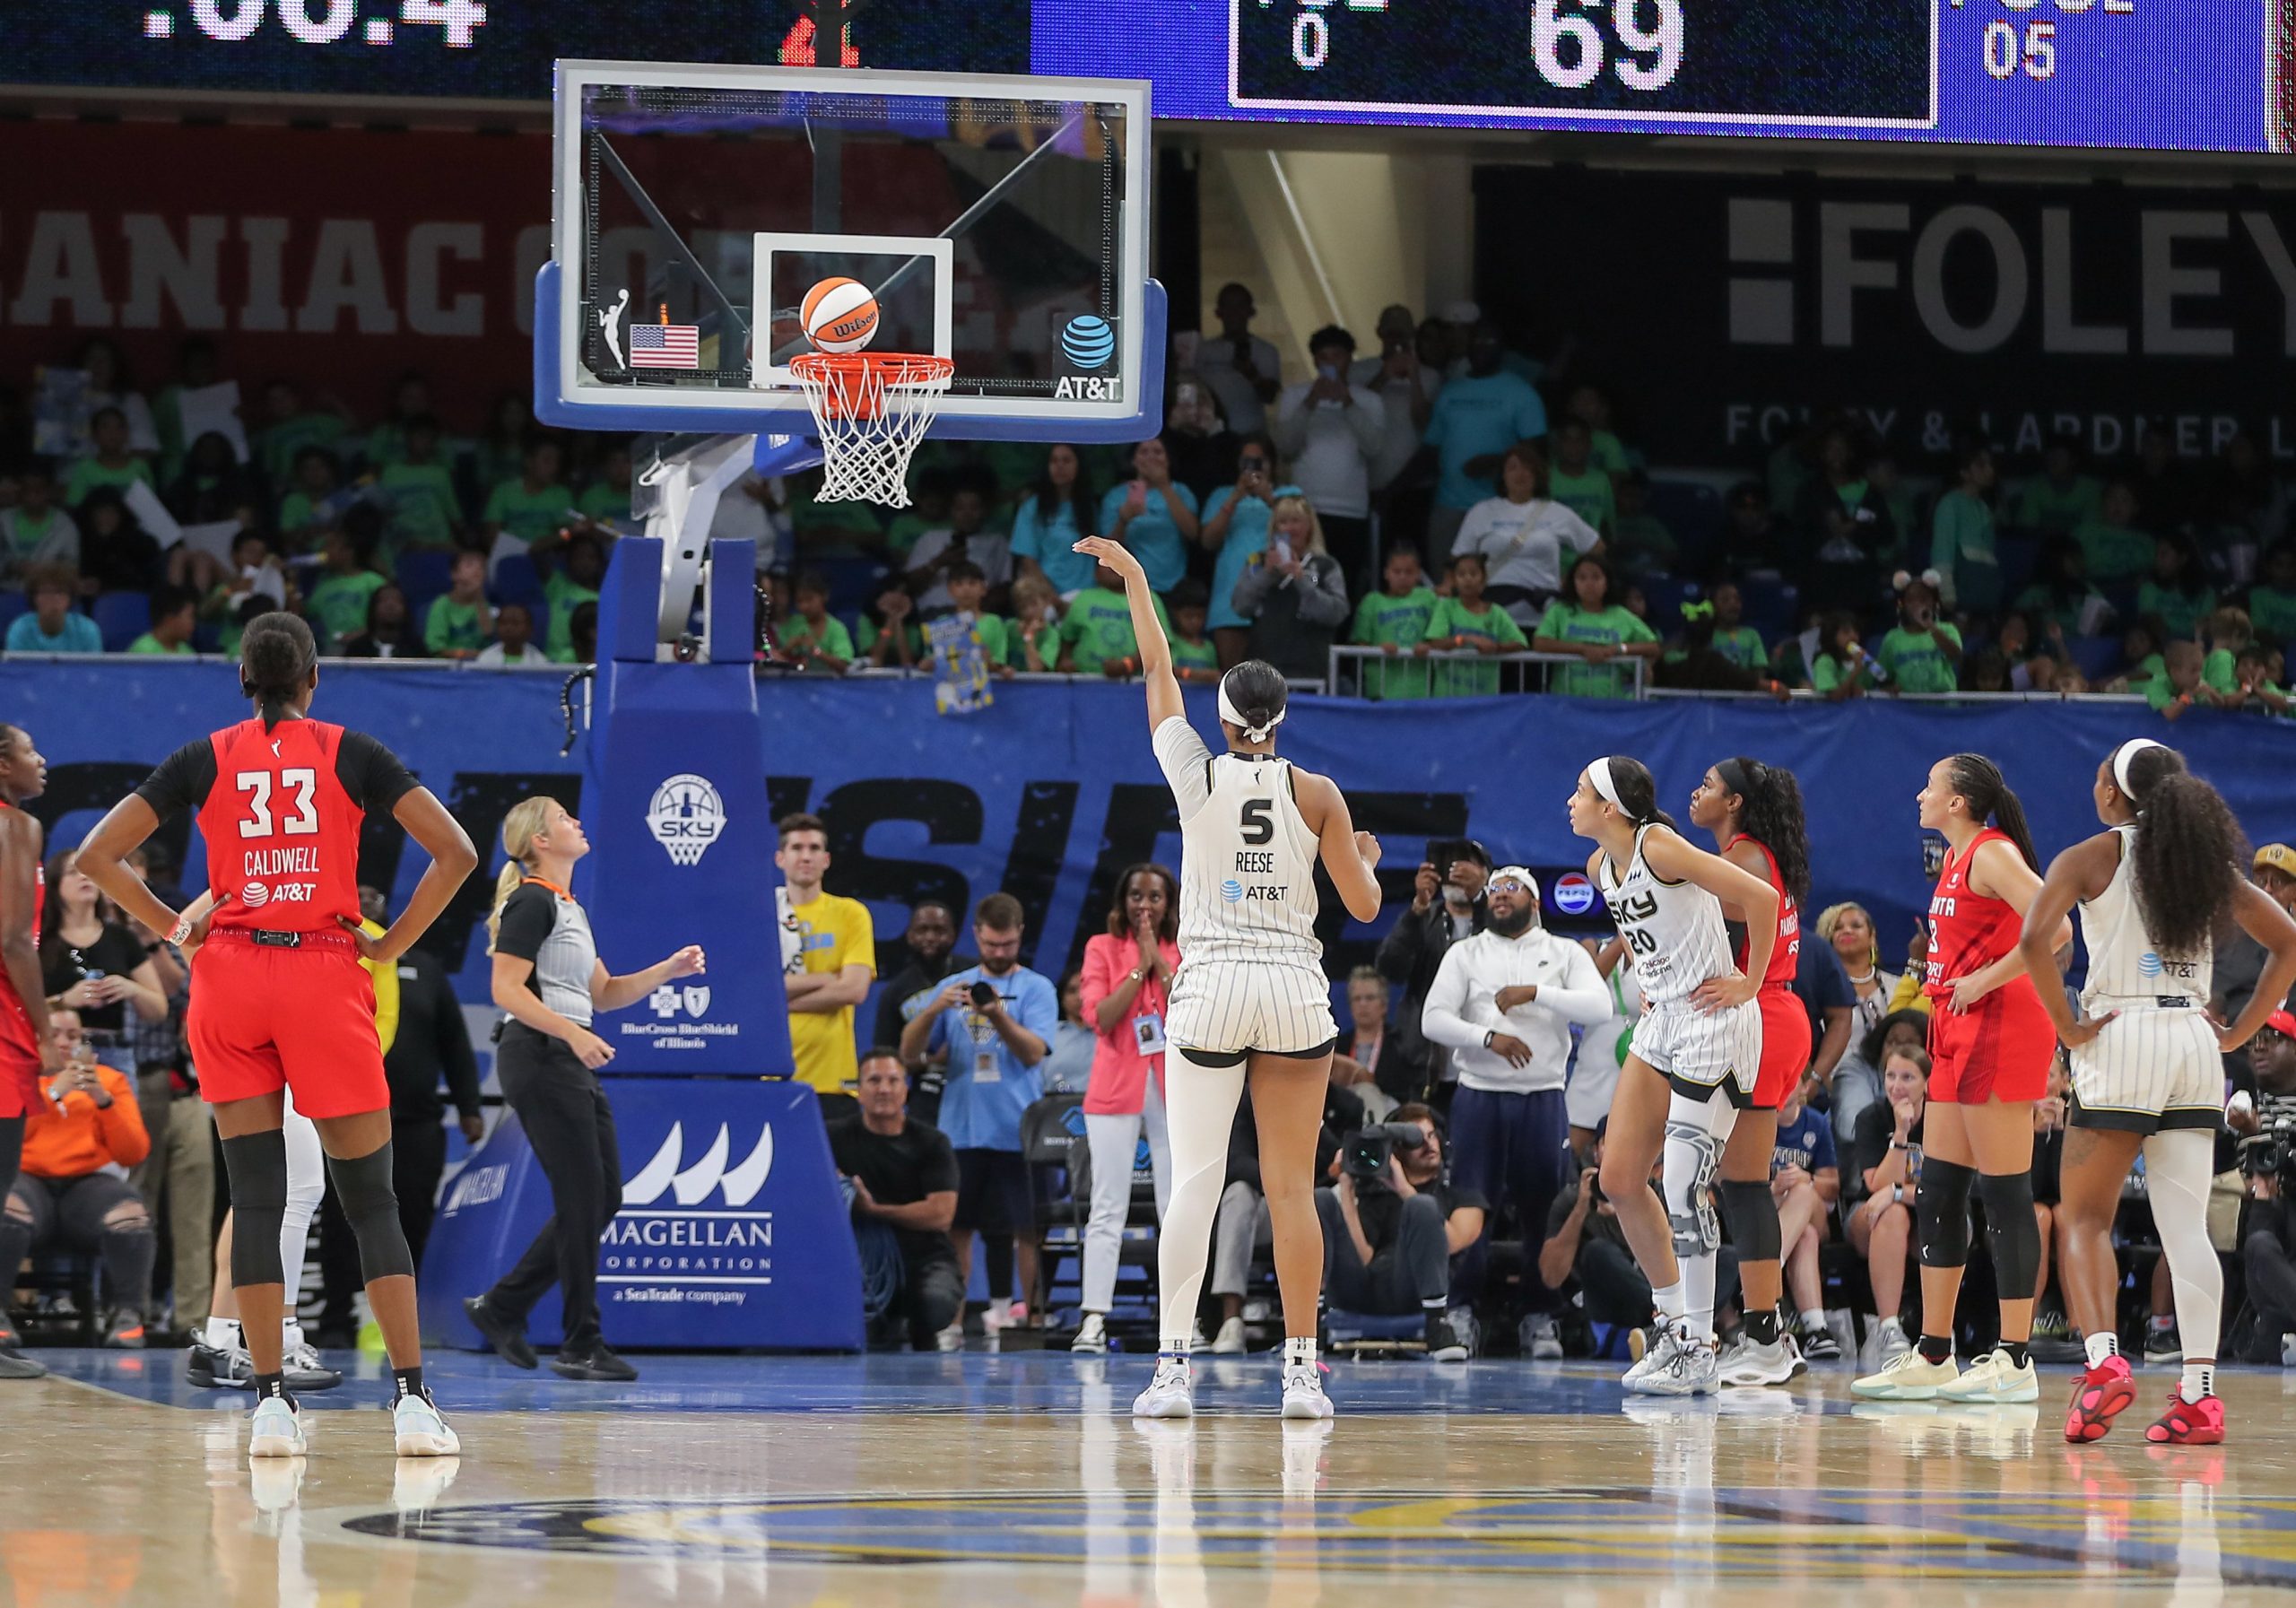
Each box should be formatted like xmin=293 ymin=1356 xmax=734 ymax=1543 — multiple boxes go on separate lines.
xmin=1375 ymin=838 xmax=1492 ymax=1106
xmin=2233 ymin=1011 xmax=2296 ymax=1362
xmin=1540 ymin=1118 xmax=1741 ymax=1342
xmin=1417 ymin=866 xmax=1611 ymax=1359
xmin=1316 ymin=1103 xmax=1486 ymax=1360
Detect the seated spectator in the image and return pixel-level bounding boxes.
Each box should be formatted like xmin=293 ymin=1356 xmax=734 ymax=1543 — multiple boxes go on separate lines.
xmin=1317 ymin=1104 xmax=1482 ymax=1358
xmin=1009 ymin=444 xmax=1099 ymax=600
xmin=2142 ymin=533 xmax=2217 ymax=641
xmin=1539 ymin=1117 xmax=1739 ymax=1348
xmin=0 ymin=1010 xmax=153 ymax=1347
xmin=1165 ymin=579 xmax=1220 ymax=683
xmin=1452 ymin=443 xmax=1600 ymax=629
xmin=1815 ymin=901 xmax=1916 ymax=1042
xmin=5 ymin=567 xmax=102 ymax=655
xmin=126 ymin=586 xmax=198 ymax=656
xmin=1351 ymin=544 xmax=1439 ymax=700
xmin=1534 ymin=553 xmax=1659 ymax=700
xmin=2231 ymin=646 xmax=2291 ymax=716
xmin=858 ymin=589 xmax=922 ymax=669
xmin=2203 ymin=606 xmax=2254 ymax=696
xmin=1700 ymin=582 xmax=1766 ymax=672
xmin=776 ymin=570 xmax=854 ymax=674
xmin=1770 ymin=1081 xmax=1842 ymax=1360
xmin=1847 ymin=1041 xmax=1928 ymax=1369
xmin=1723 ymin=481 xmax=1788 ymax=570
xmin=1038 ymin=969 xmax=1095 ymax=1097
xmin=163 ymin=430 xmax=261 ymax=535
xmin=1070 ymin=864 xmax=1179 ymax=1353
xmin=2013 ymin=440 xmax=2104 ymax=537
xmin=484 ymin=437 xmax=574 ymax=553
xmin=908 ymin=478 xmax=1012 ymax=616
xmin=75 ymin=491 xmax=162 ymax=597
xmin=540 ymin=530 xmax=608 ymax=665
xmin=63 ymin=406 xmax=154 ymax=508
xmin=1422 ymin=321 xmax=1549 ymax=564
xmin=2016 ymin=534 xmax=2116 ymax=642
xmin=1929 ymin=434 xmax=2001 ymax=618
xmin=1561 ymin=383 xmax=1632 ymax=477
xmin=1417 ymin=865 xmax=1611 ymax=1358
xmin=1056 ymin=557 xmax=1170 ymax=676
xmin=423 ymin=551 xmax=494 ymax=660
xmin=1809 ymin=612 xmax=1883 ymax=700
xmin=1544 ymin=416 xmax=1616 ymax=541
xmin=304 ymin=517 xmax=388 ymax=653
xmin=1878 ymin=570 xmax=1963 ymax=693
xmin=1831 ymin=1005 xmax=1929 ymax=1157
xmin=1426 ymin=551 xmax=1528 ymax=697
xmin=1231 ymin=492 xmax=1348 ymax=681
xmin=475 ymin=600 xmax=550 ymax=666
xmin=336 ymin=582 xmax=426 ymax=658
xmin=576 ymin=439 xmax=639 ymax=537
xmin=1791 ymin=914 xmax=1858 ymax=1106
xmin=873 ymin=900 xmax=972 ymax=1117
xmin=1099 ymin=438 xmax=1197 ymax=594
xmin=276 ymin=445 xmax=346 ymax=546
xmin=831 ymin=1048 xmax=963 ymax=1351
xmin=1208 ymin=1054 xmax=1367 ymax=1352
xmin=1 ymin=466 xmax=79 ymax=587
xmin=252 ymin=378 xmax=351 ymax=489
xmin=2152 ymin=639 xmax=2229 ymax=722
xmin=2248 ymin=540 xmax=2296 ymax=646
xmin=1196 ymin=282 xmax=1282 ymax=437
xmin=1007 ymin=573 xmax=1060 ymax=672
xmin=1273 ymin=325 xmax=1383 ymax=586
xmin=1196 ymin=436 xmax=1277 ymax=670
xmin=363 ymin=371 xmax=434 ymax=468
xmin=1788 ymin=422 xmax=1896 ymax=614
xmin=1609 ymin=470 xmax=1677 ymax=580
xmin=74 ymin=337 xmax=161 ymax=457
xmin=1334 ymin=963 xmax=1413 ymax=1117
xmin=379 ymin=415 xmax=465 ymax=553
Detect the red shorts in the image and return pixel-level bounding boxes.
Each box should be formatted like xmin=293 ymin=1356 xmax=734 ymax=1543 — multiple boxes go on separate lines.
xmin=1752 ymin=984 xmax=1813 ymax=1109
xmin=187 ymin=931 xmax=386 ymax=1119
xmin=1926 ymin=983 xmax=2055 ymax=1105
xmin=0 ymin=992 xmax=39 ymax=1120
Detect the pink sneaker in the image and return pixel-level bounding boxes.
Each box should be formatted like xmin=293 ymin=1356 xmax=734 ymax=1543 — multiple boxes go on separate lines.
xmin=2064 ymin=1354 xmax=2136 ymax=1443
xmin=2145 ymin=1391 xmax=2225 ymax=1446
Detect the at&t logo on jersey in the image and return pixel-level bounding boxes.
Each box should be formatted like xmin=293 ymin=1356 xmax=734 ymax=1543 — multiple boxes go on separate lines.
xmin=647 ymin=774 xmax=726 ymax=866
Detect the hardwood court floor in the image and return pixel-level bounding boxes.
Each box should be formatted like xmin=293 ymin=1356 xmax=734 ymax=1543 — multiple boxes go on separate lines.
xmin=6 ymin=1350 xmax=2293 ymax=1607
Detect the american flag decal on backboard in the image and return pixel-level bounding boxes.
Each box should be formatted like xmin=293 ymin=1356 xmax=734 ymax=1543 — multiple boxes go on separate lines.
xmin=630 ymin=324 xmax=700 ymax=369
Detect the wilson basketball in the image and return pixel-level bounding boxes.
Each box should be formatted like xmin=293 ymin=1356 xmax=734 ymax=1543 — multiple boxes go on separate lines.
xmin=801 ymin=277 xmax=879 ymax=353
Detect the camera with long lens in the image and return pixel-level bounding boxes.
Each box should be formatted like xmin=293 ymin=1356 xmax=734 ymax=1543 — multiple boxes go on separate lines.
xmin=2241 ymin=1117 xmax=2296 ymax=1180
xmin=1344 ymin=1122 xmax=1431 ymax=1185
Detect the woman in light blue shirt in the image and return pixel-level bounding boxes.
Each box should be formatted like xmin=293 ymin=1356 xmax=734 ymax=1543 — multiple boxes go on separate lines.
xmin=1195 ymin=434 xmax=1276 ymax=666
xmin=1009 ymin=444 xmax=1100 ymax=599
xmin=1098 ymin=437 xmax=1198 ymax=594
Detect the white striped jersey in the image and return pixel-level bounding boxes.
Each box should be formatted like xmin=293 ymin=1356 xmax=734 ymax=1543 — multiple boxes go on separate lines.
xmin=2079 ymin=821 xmax=2211 ymax=1007
xmin=1152 ymin=716 xmax=1323 ymax=971
xmin=1595 ymin=823 xmax=1735 ymax=1008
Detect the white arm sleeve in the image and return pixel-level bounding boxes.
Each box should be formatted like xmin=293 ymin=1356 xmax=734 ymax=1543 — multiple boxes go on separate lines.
xmin=1152 ymin=716 xmax=1216 ymax=823
xmin=1535 ymin=940 xmax=1616 ymax=1027
xmin=1419 ymin=944 xmax=1489 ymax=1052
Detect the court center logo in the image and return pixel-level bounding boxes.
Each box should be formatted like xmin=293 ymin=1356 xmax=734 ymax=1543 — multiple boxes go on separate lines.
xmin=602 ymin=1120 xmax=777 ymax=1294
xmin=647 ymin=774 xmax=726 ymax=866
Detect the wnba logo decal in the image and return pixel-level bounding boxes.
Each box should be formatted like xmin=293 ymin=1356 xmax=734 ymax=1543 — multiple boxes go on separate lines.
xmin=646 ymin=774 xmax=726 ymax=866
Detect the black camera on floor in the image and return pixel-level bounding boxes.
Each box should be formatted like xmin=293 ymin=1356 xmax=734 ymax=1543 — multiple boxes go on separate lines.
xmin=1344 ymin=1122 xmax=1431 ymax=1184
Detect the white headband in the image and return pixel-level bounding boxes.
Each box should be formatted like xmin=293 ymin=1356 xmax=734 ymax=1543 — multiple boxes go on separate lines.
xmin=2112 ymin=737 xmax=2166 ymax=798
xmin=1587 ymin=757 xmax=1622 ymax=806
xmin=1218 ymin=674 xmax=1285 ymax=744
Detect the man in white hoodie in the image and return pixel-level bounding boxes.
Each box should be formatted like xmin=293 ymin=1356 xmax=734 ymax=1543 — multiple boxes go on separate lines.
xmin=1420 ymin=867 xmax=1613 ymax=1357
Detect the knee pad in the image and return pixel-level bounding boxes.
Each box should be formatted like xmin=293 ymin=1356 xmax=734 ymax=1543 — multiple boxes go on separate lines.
xmin=325 ymin=1143 xmax=414 ymax=1281
xmin=1977 ymin=1169 xmax=2040 ymax=1293
xmin=1917 ymin=1157 xmax=1976 ymax=1269
xmin=1720 ymin=1179 xmax=1781 ymax=1263
xmin=1662 ymin=1119 xmax=1724 ymax=1259
xmin=222 ymin=1130 xmax=290 ymax=1287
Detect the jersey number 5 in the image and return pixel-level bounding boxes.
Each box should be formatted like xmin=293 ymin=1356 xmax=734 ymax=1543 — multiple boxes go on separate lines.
xmin=1239 ymin=798 xmax=1274 ymax=845
xmin=237 ymin=769 xmax=319 ymax=839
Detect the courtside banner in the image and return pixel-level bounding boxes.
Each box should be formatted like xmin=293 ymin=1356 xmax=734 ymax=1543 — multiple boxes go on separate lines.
xmin=5 ymin=662 xmax=2293 ymax=1030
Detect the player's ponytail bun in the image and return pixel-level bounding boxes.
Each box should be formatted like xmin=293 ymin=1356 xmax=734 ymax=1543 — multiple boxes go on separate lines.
xmin=1603 ymin=755 xmax=1678 ymax=832
xmin=1218 ymin=661 xmax=1288 ymax=744
xmin=486 ymin=796 xmax=557 ymax=951
xmin=1945 ymin=752 xmax=2039 ymax=871
xmin=239 ymin=613 xmax=317 ymax=728
xmin=2117 ymin=743 xmax=2243 ymax=962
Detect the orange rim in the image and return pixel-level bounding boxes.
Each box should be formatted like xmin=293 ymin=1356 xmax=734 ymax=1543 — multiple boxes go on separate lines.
xmin=788 ymin=352 xmax=953 ymax=422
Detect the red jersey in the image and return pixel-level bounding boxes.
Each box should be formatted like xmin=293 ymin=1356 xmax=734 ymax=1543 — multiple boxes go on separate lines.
xmin=135 ymin=717 xmax=419 ymax=934
xmin=1725 ymin=833 xmax=1799 ymax=987
xmin=0 ymin=797 xmax=42 ymax=1070
xmin=1924 ymin=826 xmax=2030 ymax=995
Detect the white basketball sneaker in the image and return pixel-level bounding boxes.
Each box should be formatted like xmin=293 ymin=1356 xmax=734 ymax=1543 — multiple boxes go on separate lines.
xmin=1281 ymin=1359 xmax=1335 ymax=1420
xmin=1132 ymin=1353 xmax=1194 ymax=1419
xmin=247 ymin=1395 xmax=307 ymax=1459
xmin=393 ymin=1391 xmax=462 ymax=1457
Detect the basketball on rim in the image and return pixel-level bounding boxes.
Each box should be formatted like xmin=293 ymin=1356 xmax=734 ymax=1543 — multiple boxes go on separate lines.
xmin=801 ymin=277 xmax=880 ymax=353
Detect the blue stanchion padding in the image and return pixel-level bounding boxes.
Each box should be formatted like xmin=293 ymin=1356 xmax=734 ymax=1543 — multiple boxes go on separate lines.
xmin=422 ymin=1076 xmax=863 ymax=1352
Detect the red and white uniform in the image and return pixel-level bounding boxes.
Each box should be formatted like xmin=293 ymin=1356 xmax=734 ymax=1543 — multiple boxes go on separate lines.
xmin=1922 ymin=826 xmax=2055 ymax=1105
xmin=0 ymin=799 xmax=42 ymax=1120
xmin=1726 ymin=833 xmax=1809 ymax=1109
xmin=135 ymin=717 xmax=417 ymax=1118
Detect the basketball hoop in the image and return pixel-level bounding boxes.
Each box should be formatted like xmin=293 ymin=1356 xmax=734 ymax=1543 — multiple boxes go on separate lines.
xmin=787 ymin=352 xmax=954 ymax=507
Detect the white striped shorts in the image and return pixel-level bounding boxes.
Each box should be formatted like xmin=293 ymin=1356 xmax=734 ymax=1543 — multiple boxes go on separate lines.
xmin=2068 ymin=1002 xmax=2224 ymax=1135
xmin=1630 ymin=996 xmax=1763 ymax=1107
xmin=1166 ymin=957 xmax=1338 ymax=1061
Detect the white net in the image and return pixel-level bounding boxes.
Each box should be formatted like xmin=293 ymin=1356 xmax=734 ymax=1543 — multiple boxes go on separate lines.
xmin=787 ymin=352 xmax=955 ymax=508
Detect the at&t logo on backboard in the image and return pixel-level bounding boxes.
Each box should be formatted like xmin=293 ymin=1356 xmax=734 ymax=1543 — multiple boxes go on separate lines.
xmin=647 ymin=773 xmax=726 ymax=866
xmin=1060 ymin=314 xmax=1116 ymax=369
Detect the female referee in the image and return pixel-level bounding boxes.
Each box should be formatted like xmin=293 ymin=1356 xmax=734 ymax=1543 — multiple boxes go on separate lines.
xmin=1854 ymin=753 xmax=2064 ymax=1407
xmin=2026 ymin=739 xmax=2296 ymax=1446
xmin=1687 ymin=756 xmax=1813 ymax=1386
xmin=1070 ymin=533 xmax=1383 ymax=1423
xmin=76 ymin=613 xmax=478 ymax=1459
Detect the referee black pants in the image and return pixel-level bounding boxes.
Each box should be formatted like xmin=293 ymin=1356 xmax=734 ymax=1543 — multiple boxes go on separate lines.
xmin=486 ymin=1023 xmax=623 ymax=1356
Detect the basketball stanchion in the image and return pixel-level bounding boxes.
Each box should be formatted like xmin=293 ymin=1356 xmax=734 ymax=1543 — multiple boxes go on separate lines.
xmin=788 ymin=352 xmax=955 ymax=507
